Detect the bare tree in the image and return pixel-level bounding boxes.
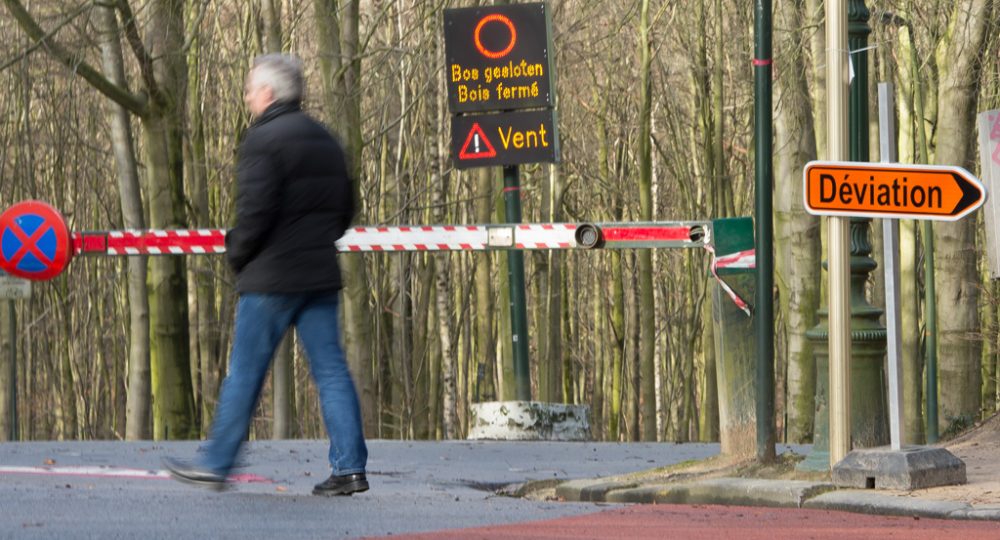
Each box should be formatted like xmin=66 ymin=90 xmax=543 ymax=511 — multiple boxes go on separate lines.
xmin=93 ymin=2 xmax=151 ymax=440
xmin=931 ymin=0 xmax=992 ymax=435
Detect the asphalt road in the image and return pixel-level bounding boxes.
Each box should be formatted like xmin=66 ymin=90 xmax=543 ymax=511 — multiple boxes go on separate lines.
xmin=0 ymin=439 xmax=720 ymax=539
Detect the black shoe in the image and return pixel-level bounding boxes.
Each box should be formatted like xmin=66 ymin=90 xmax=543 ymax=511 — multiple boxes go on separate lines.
xmin=162 ymin=457 xmax=227 ymax=491
xmin=312 ymin=473 xmax=369 ymax=496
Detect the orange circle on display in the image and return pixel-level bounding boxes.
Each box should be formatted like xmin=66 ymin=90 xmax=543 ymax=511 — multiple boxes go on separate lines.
xmin=474 ymin=14 xmax=516 ymax=59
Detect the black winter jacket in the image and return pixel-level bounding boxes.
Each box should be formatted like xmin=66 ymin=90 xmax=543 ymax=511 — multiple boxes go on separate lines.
xmin=225 ymin=101 xmax=354 ymax=293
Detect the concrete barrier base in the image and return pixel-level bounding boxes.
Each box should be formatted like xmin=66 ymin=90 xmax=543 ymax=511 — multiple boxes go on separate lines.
xmin=467 ymin=401 xmax=590 ymax=441
xmin=832 ymin=445 xmax=966 ymax=490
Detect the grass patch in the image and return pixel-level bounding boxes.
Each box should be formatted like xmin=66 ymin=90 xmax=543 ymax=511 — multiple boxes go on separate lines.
xmin=609 ymin=450 xmax=830 ymax=486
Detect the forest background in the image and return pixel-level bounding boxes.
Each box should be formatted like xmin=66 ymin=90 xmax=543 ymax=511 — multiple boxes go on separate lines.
xmin=0 ymin=0 xmax=998 ymax=447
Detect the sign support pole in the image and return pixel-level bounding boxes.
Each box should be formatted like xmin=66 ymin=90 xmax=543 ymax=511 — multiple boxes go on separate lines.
xmin=753 ymin=0 xmax=776 ymax=463
xmin=827 ymin=0 xmax=852 ymax=467
xmin=823 ymin=83 xmax=970 ymax=488
xmin=879 ymin=83 xmax=905 ymax=450
xmin=0 ymin=299 xmax=15 ymax=441
xmin=503 ymin=165 xmax=532 ymax=401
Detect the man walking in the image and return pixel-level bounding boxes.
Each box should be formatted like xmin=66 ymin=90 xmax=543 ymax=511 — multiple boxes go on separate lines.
xmin=163 ymin=54 xmax=368 ymax=496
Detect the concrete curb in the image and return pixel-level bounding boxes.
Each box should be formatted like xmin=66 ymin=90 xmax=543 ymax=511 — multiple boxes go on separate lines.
xmin=555 ymin=479 xmax=638 ymax=502
xmin=555 ymin=477 xmax=1000 ymax=521
xmin=558 ymin=478 xmax=833 ymax=508
xmin=804 ymin=490 xmax=972 ymax=519
xmin=649 ymin=478 xmax=835 ymax=508
xmin=950 ymin=508 xmax=1000 ymax=521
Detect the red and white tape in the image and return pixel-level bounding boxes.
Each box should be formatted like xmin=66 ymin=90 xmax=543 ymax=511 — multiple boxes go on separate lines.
xmin=705 ymin=245 xmax=756 ymax=316
xmin=714 ymin=248 xmax=755 ymax=270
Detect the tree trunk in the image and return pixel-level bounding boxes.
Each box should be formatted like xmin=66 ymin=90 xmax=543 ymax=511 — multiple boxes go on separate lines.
xmin=932 ymin=0 xmax=991 ymax=433
xmin=313 ymin=0 xmax=377 ymax=436
xmin=144 ymin=112 xmax=196 ymax=440
xmin=255 ymin=0 xmax=294 ymax=440
xmin=774 ymin=0 xmax=820 ymax=443
xmin=806 ymin=0 xmax=827 ymax=160
xmin=93 ymin=2 xmax=152 ymax=440
xmin=141 ymin=0 xmax=197 ymax=441
xmin=591 ymin=294 xmax=605 ymax=438
xmin=58 ymin=338 xmax=78 ymax=439
xmin=474 ymin=167 xmax=497 ymax=403
xmin=549 ymin=166 xmax=566 ymax=402
xmin=0 ymin=301 xmax=15 ymax=441
xmin=536 ymin=165 xmax=564 ymax=403
xmin=431 ymin=31 xmax=457 ymax=437
xmin=185 ymin=1 xmax=223 ymax=438
xmin=411 ymin=257 xmax=433 ymax=439
xmin=895 ymin=22 xmax=925 ymax=443
xmin=985 ymin=280 xmax=998 ymax=415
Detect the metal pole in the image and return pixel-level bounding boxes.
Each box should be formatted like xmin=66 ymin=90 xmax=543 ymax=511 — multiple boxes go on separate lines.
xmin=503 ymin=165 xmax=532 ymax=401
xmin=753 ymin=0 xmax=776 ymax=462
xmin=879 ymin=83 xmax=905 ymax=450
xmin=1 ymin=299 xmax=15 ymax=441
xmin=827 ymin=0 xmax=852 ymax=467
xmin=8 ymin=301 xmax=14 ymax=441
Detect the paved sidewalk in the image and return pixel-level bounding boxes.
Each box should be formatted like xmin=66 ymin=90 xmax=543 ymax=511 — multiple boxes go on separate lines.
xmin=552 ymin=450 xmax=1000 ymax=521
xmin=550 ymin=415 xmax=1000 ymax=521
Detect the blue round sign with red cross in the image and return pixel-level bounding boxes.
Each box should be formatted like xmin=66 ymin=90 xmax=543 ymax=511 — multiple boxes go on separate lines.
xmin=0 ymin=201 xmax=73 ymax=281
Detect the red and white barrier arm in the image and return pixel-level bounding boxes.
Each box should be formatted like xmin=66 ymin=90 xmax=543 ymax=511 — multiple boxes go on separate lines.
xmin=72 ymin=222 xmax=711 ymax=256
xmin=74 ymin=230 xmax=227 ymax=255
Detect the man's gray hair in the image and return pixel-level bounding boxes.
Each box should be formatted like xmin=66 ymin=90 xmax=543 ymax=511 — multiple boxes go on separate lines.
xmin=251 ymin=53 xmax=304 ymax=104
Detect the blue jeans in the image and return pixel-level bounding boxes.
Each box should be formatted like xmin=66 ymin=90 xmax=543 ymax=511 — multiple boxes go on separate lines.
xmin=200 ymin=291 xmax=367 ymax=477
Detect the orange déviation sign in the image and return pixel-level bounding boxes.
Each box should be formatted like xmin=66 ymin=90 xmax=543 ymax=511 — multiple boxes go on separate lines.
xmin=459 ymin=123 xmax=497 ymax=160
xmin=804 ymin=162 xmax=985 ymax=221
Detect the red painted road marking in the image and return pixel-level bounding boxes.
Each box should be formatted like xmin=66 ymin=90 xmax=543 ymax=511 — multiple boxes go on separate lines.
xmin=379 ymin=504 xmax=1000 ymax=540
xmin=0 ymin=465 xmax=271 ymax=484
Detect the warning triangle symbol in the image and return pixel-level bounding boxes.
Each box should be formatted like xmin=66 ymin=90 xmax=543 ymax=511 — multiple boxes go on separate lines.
xmin=459 ymin=123 xmax=497 ymax=160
